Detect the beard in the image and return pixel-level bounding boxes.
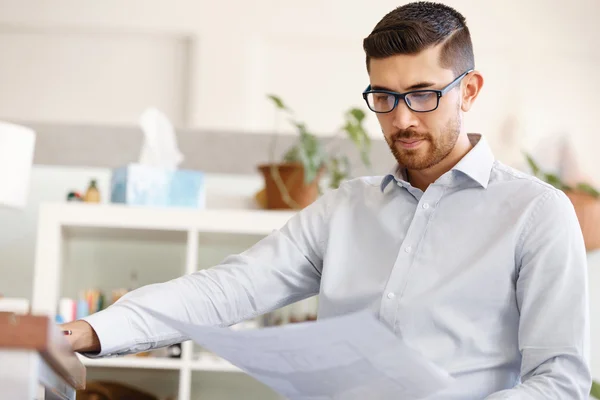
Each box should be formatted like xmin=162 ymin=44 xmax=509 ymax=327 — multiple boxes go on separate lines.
xmin=385 ymin=113 xmax=461 ymax=171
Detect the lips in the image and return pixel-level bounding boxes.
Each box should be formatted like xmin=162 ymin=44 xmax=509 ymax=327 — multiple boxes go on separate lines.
xmin=395 ymin=137 xmax=425 ymax=149
xmin=398 ymin=139 xmax=422 ymax=144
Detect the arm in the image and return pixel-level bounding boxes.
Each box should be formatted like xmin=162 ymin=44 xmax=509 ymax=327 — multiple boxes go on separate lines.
xmin=485 ymin=190 xmax=591 ymax=399
xmin=63 ymin=189 xmax=336 ymax=357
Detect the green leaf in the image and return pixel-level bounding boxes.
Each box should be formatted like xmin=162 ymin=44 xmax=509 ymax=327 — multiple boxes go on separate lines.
xmin=283 ymin=145 xmax=301 ymax=162
xmin=577 ymin=182 xmax=600 ymax=198
xmin=348 ymin=108 xmax=366 ymax=123
xmin=591 ymin=380 xmax=600 ymax=398
xmin=267 ymin=94 xmax=290 ymax=111
xmin=297 ymin=145 xmax=317 ymax=184
xmin=544 ymin=173 xmax=565 ymax=190
xmin=286 ymin=122 xmax=325 ymax=184
xmin=524 ymin=153 xmax=540 ymax=177
xmin=342 ymin=108 xmax=372 ymax=167
xmin=283 ymin=143 xmax=318 ymax=184
xmin=328 ymin=156 xmax=351 ymax=189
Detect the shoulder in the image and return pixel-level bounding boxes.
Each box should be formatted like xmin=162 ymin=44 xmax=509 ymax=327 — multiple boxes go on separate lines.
xmin=493 ymin=161 xmax=579 ymax=240
xmin=489 ymin=160 xmax=571 ymax=208
xmin=488 ymin=163 xmax=583 ymax=259
xmin=491 ymin=161 xmax=558 ymax=193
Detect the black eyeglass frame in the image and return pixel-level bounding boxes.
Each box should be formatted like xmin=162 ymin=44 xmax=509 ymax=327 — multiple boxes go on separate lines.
xmin=362 ymin=69 xmax=473 ymax=113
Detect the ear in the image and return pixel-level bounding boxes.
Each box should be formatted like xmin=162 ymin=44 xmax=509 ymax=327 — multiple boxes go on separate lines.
xmin=461 ymin=71 xmax=484 ymax=112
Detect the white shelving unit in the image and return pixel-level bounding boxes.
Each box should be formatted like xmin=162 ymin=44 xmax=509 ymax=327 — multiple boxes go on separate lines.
xmin=31 ymin=202 xmax=295 ymax=400
xmin=77 ymin=353 xmax=241 ymax=372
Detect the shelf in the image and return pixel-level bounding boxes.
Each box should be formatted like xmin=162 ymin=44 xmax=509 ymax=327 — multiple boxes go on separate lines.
xmin=77 ymin=354 xmax=243 ymax=373
xmin=40 ymin=202 xmax=295 ymax=239
xmin=78 ymin=354 xmax=183 ymax=370
xmin=63 ymin=226 xmax=188 ymax=243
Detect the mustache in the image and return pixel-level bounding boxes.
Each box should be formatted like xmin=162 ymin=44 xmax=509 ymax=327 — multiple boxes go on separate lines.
xmin=391 ymin=130 xmax=430 ymax=141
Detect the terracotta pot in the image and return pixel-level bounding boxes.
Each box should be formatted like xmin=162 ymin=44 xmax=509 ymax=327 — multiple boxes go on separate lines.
xmin=565 ymin=190 xmax=600 ymax=251
xmin=258 ymin=163 xmax=321 ymax=210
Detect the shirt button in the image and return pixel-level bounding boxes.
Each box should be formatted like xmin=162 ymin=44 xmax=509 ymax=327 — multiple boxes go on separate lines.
xmin=422 ymin=203 xmax=429 ymax=209
xmin=387 ymin=292 xmax=395 ymax=299
xmin=405 ymin=246 xmax=412 ymax=253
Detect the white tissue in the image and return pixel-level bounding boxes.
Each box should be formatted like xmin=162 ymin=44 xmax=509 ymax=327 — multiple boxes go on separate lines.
xmin=0 ymin=121 xmax=36 ymax=209
xmin=138 ymin=107 xmax=184 ymax=169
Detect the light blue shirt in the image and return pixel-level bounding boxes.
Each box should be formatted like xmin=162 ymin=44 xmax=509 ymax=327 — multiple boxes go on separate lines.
xmin=85 ymin=134 xmax=591 ymax=399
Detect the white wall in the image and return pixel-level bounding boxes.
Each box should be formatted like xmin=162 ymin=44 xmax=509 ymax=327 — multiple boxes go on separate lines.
xmin=0 ymin=29 xmax=190 ymax=126
xmin=0 ymin=0 xmax=598 ymax=180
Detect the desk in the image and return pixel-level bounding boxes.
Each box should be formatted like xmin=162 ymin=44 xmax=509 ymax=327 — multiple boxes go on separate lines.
xmin=0 ymin=312 xmax=86 ymax=399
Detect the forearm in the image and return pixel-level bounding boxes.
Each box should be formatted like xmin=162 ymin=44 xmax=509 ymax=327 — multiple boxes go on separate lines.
xmin=78 ymin=229 xmax=322 ymax=357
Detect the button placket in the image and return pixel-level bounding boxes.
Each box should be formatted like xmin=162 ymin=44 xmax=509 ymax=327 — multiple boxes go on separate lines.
xmin=380 ymin=186 xmax=446 ymax=328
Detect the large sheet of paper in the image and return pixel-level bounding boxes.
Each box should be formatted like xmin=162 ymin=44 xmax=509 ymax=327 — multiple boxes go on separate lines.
xmin=144 ymin=309 xmax=454 ymax=399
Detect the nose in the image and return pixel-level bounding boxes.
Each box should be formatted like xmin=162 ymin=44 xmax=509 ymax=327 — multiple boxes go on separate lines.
xmin=392 ymin=99 xmax=419 ymax=131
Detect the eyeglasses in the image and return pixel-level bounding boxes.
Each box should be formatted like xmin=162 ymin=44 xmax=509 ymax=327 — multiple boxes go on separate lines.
xmin=362 ymin=70 xmax=473 ymax=113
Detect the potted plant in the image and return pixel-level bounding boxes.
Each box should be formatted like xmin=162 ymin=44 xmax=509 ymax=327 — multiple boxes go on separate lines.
xmin=525 ymin=153 xmax=600 ymax=251
xmin=256 ymin=95 xmax=372 ymax=210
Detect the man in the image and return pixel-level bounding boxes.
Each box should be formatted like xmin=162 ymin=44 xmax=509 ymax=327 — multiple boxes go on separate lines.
xmin=63 ymin=2 xmax=591 ymax=398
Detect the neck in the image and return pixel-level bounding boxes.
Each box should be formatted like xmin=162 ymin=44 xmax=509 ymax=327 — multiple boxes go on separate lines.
xmin=407 ymin=133 xmax=472 ymax=192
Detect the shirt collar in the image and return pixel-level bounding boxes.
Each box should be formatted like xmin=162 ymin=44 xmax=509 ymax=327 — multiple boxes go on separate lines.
xmin=380 ymin=165 xmax=408 ymax=192
xmin=380 ymin=133 xmax=495 ymax=192
xmin=452 ymin=134 xmax=494 ymax=189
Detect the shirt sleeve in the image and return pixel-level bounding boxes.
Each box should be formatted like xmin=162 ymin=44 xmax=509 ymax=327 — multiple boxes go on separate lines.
xmin=484 ymin=189 xmax=592 ymax=399
xmin=82 ymin=188 xmax=337 ymax=357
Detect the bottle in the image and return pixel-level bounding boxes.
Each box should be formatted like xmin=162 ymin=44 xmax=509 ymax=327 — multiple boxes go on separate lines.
xmin=84 ymin=179 xmax=101 ymax=203
xmin=167 ymin=343 xmax=182 ymax=358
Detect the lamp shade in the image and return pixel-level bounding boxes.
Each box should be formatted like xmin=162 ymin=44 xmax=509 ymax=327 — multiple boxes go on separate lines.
xmin=0 ymin=122 xmax=36 ymax=209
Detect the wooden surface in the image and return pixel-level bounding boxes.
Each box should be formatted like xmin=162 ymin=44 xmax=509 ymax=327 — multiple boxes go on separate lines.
xmin=0 ymin=312 xmax=86 ymax=390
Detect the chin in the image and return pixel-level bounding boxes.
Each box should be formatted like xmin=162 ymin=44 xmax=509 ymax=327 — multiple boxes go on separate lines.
xmin=396 ymin=150 xmax=434 ymax=170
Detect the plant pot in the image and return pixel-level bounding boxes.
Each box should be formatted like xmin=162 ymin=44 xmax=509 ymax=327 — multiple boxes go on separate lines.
xmin=258 ymin=163 xmax=321 ymax=210
xmin=565 ymin=190 xmax=600 ymax=251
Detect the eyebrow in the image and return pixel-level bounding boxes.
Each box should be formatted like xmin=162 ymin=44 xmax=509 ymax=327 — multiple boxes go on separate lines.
xmin=371 ymin=81 xmax=436 ymax=92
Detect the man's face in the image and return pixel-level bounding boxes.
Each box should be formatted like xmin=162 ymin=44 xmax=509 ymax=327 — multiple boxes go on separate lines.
xmin=368 ymin=45 xmax=464 ymax=170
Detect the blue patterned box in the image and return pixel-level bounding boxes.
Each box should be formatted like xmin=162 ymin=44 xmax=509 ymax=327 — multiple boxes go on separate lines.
xmin=110 ymin=164 xmax=205 ymax=208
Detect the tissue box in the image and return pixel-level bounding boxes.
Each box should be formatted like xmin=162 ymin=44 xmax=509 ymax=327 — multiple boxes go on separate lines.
xmin=110 ymin=164 xmax=205 ymax=208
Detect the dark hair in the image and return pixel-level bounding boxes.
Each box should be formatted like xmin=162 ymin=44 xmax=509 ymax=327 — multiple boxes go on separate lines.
xmin=363 ymin=1 xmax=474 ymax=76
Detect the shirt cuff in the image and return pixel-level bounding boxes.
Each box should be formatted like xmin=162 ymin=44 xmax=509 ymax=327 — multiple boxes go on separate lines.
xmin=80 ymin=305 xmax=134 ymax=358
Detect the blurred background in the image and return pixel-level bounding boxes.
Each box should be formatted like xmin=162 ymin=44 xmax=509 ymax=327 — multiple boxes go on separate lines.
xmin=0 ymin=0 xmax=599 ymax=399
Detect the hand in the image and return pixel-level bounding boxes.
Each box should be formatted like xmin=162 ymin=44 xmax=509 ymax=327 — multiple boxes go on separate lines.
xmin=60 ymin=320 xmax=101 ymax=354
